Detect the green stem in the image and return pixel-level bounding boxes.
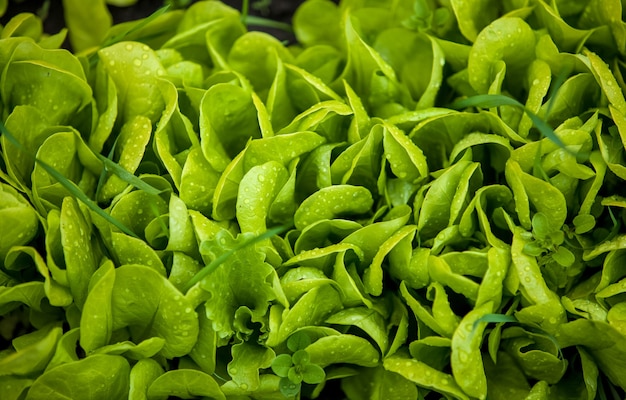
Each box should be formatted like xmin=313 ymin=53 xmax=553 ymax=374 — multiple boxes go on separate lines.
xmin=242 ymin=0 xmax=250 ymax=22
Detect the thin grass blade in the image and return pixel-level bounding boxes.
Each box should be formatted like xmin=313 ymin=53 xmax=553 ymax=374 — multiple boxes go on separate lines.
xmin=97 ymin=154 xmax=162 ymax=196
xmin=184 ymin=225 xmax=289 ymax=292
xmin=103 ymin=4 xmax=172 ymax=47
xmin=451 ymin=94 xmax=569 ymax=150
xmin=0 ymin=120 xmax=139 ymax=238
xmin=473 ymin=313 xmax=517 ymax=331
xmin=245 ymin=15 xmax=293 ymax=32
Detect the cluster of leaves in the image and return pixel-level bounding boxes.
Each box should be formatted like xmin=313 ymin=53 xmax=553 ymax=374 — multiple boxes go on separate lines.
xmin=271 ymin=332 xmax=326 ymax=397
xmin=1 ymin=0 xmax=626 ymax=399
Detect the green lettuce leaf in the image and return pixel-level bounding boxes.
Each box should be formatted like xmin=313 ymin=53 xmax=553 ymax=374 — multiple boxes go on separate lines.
xmin=25 ymin=354 xmax=130 ymax=400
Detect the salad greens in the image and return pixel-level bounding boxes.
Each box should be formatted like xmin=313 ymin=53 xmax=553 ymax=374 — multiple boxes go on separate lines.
xmin=2 ymin=0 xmax=626 ymax=399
